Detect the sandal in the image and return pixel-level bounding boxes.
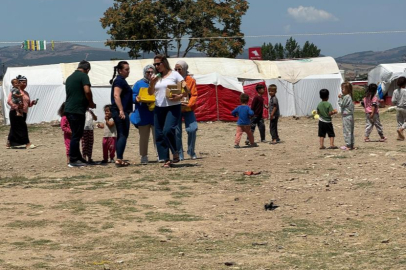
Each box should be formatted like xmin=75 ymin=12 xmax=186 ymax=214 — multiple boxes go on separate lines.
xmin=26 ymin=144 xmax=37 ymax=149
xmin=364 ymin=138 xmax=371 ymax=142
xmin=172 ymin=154 xmax=180 ymax=164
xmin=163 ymin=160 xmax=172 ymax=168
xmin=319 ymin=146 xmax=326 ymax=150
xmin=115 ymin=160 xmax=130 ymax=167
xmin=379 ymin=137 xmax=387 ymax=142
xmin=340 ymin=146 xmax=349 ymax=151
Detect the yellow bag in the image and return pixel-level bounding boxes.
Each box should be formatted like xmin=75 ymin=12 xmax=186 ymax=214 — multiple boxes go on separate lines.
xmin=138 ymin=87 xmax=155 ymax=103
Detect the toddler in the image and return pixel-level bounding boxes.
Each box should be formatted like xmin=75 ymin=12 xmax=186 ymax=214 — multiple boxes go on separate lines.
xmin=97 ymin=105 xmax=117 ymax=163
xmin=11 ymin=79 xmax=24 ymax=116
xmin=58 ymin=102 xmax=71 ymax=164
xmin=363 ymin=84 xmax=386 ymax=142
xmin=82 ymin=109 xmax=97 ymax=163
xmin=317 ymin=89 xmax=338 ymax=149
xmin=338 ymin=82 xmax=355 ymax=150
xmin=232 ymin=93 xmax=258 ymax=148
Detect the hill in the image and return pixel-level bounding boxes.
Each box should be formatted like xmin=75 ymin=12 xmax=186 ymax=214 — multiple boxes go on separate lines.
xmin=0 ymin=43 xmax=207 ymax=68
xmin=335 ymin=46 xmax=406 ymax=65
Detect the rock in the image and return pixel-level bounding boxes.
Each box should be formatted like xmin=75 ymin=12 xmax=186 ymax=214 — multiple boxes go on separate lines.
xmin=252 ymin=242 xmax=268 ymax=246
xmin=104 ymin=264 xmax=110 ymax=270
xmin=381 ymin=239 xmax=390 ymax=243
xmin=179 ymin=252 xmax=185 ymax=256
xmin=348 ymin=232 xmax=358 ymax=237
xmin=225 ymin=262 xmax=236 ymax=266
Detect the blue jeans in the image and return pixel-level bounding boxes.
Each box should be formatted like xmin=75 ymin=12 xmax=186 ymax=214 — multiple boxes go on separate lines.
xmin=176 ymin=111 xmax=198 ymax=159
xmin=66 ymin=112 xmax=85 ymax=162
xmin=154 ymin=105 xmax=181 ymax=161
xmin=112 ymin=109 xmax=130 ymax=160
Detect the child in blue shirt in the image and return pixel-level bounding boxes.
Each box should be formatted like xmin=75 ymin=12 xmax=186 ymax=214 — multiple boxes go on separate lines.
xmin=231 ymin=93 xmax=258 ymax=148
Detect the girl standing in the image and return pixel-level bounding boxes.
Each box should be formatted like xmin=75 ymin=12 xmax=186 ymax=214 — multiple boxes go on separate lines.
xmin=363 ymin=84 xmax=386 ymax=142
xmin=82 ymin=109 xmax=97 ymax=164
xmin=338 ymin=82 xmax=355 ymax=150
xmin=58 ymin=102 xmax=71 ymax=165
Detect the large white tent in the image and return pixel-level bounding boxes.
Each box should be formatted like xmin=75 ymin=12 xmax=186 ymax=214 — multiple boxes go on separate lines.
xmin=368 ymin=63 xmax=406 ymax=96
xmin=1 ymin=57 xmax=341 ymax=124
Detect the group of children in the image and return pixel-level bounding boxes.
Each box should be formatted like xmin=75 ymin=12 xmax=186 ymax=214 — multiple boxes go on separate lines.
xmin=232 ymin=84 xmax=280 ymax=147
xmin=318 ymin=82 xmax=388 ymax=150
xmin=232 ymin=81 xmax=394 ymax=151
xmin=58 ymin=103 xmax=117 ymax=164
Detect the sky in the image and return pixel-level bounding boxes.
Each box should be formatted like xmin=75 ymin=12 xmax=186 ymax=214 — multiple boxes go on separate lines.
xmin=2 ymin=0 xmax=406 ymax=57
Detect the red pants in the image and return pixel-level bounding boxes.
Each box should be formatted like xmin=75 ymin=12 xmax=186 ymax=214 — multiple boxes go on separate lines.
xmin=103 ymin=137 xmax=116 ymax=161
xmin=81 ymin=130 xmax=94 ymax=160
xmin=235 ymin=125 xmax=254 ymax=145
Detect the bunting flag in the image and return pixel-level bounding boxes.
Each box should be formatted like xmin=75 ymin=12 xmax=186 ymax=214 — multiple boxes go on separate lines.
xmin=22 ymin=40 xmax=47 ymax=51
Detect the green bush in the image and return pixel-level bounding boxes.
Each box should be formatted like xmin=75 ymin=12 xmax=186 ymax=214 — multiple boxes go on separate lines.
xmin=352 ymin=88 xmax=366 ymax=102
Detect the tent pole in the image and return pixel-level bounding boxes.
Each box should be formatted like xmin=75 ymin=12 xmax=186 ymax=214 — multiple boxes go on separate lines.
xmin=215 ymin=85 xmax=219 ymax=121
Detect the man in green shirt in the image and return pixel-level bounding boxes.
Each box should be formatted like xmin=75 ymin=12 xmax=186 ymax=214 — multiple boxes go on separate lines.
xmin=317 ymin=89 xmax=338 ymax=150
xmin=65 ymin=60 xmax=96 ymax=167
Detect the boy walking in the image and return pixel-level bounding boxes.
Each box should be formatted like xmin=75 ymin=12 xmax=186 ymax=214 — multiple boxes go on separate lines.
xmin=317 ymin=89 xmax=338 ymax=149
xmin=246 ymin=84 xmax=267 ymax=144
xmin=232 ymin=93 xmax=258 ymax=148
xmin=268 ymin=84 xmax=280 ymax=144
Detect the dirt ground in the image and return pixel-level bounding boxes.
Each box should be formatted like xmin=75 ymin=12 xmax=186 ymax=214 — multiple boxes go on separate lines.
xmin=0 ymin=108 xmax=405 ymax=270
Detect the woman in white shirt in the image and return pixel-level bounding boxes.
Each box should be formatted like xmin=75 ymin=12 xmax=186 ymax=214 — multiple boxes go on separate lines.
xmin=148 ymin=55 xmax=188 ymax=168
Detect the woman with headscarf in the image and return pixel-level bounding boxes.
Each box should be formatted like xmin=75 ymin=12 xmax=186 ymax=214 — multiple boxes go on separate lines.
xmin=175 ymin=60 xmax=199 ymax=160
xmin=148 ymin=54 xmax=188 ymax=168
xmin=131 ymin=64 xmax=157 ymax=164
xmin=6 ymin=75 xmax=38 ymax=149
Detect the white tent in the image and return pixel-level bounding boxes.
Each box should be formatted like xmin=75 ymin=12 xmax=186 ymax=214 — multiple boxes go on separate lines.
xmin=368 ymin=63 xmax=406 ymax=96
xmin=1 ymin=56 xmax=341 ymax=123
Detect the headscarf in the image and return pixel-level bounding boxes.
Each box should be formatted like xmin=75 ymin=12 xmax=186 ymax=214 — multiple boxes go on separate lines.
xmin=143 ymin=65 xmax=155 ymax=83
xmin=175 ymin=60 xmax=189 ymax=78
xmin=16 ymin=75 xmax=27 ymax=81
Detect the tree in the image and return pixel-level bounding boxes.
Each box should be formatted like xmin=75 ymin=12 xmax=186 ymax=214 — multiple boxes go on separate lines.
xmin=284 ymin=37 xmax=301 ymax=59
xmin=261 ymin=38 xmax=321 ymax=60
xmin=100 ymin=0 xmax=249 ymax=58
xmin=301 ymin=41 xmax=321 ymax=58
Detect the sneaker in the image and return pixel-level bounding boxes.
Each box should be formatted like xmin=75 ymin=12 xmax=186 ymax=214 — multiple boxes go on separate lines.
xmin=244 ymin=140 xmax=250 ymax=146
xmin=87 ymin=159 xmax=96 ymax=165
xmin=109 ymin=159 xmax=115 ymax=163
xmin=68 ymin=160 xmax=87 ymax=167
xmin=190 ymin=155 xmax=197 ymax=160
xmin=248 ymin=143 xmax=258 ymax=147
xmin=101 ymin=160 xmax=108 ymax=164
xmin=260 ymin=140 xmax=267 ymax=143
xmin=141 ymin=156 xmax=148 ymax=165
xmin=158 ymin=159 xmax=165 ymax=163
xmin=234 ymin=145 xmax=240 ymax=148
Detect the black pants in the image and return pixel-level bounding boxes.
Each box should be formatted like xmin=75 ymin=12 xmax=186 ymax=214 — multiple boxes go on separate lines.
xmin=270 ymin=116 xmax=279 ymax=140
xmin=66 ymin=112 xmax=85 ymax=163
xmin=112 ymin=109 xmax=130 ymax=160
xmin=249 ymin=116 xmax=265 ymax=141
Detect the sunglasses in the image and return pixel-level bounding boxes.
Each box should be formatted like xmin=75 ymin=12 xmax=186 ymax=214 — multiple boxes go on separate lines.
xmin=153 ymin=62 xmax=163 ymax=67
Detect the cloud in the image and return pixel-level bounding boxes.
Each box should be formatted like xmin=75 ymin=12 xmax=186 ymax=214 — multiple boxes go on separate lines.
xmin=287 ymin=6 xmax=338 ymax=23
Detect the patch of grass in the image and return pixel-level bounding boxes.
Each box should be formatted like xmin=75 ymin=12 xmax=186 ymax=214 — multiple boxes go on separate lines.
xmin=7 ymin=219 xmax=48 ymax=228
xmin=331 ymin=155 xmax=348 ymax=159
xmin=60 ymin=221 xmax=99 ymax=236
xmin=178 ymin=186 xmax=192 ymax=190
xmin=101 ymin=222 xmax=114 ymax=230
xmin=52 ymin=200 xmax=87 ymax=214
xmin=32 ymin=239 xmax=53 ymax=246
xmin=32 ymin=262 xmax=49 ymax=269
xmin=354 ymin=181 xmax=374 ymax=189
xmin=158 ymin=227 xmax=173 ymax=233
xmin=145 ymin=212 xmax=201 ymax=222
xmin=171 ymin=191 xmax=193 ymax=198
xmin=166 ymin=200 xmax=182 ymax=206
xmin=157 ymin=180 xmax=170 ymax=185
xmin=289 ymin=169 xmax=310 ymax=174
